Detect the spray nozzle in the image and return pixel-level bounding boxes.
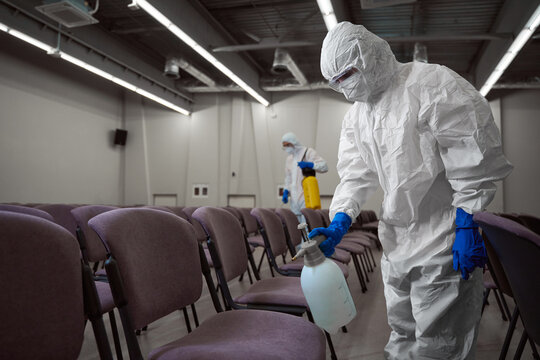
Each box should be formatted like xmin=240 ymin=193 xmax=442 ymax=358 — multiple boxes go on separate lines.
xmin=292 ymin=223 xmax=327 ymax=266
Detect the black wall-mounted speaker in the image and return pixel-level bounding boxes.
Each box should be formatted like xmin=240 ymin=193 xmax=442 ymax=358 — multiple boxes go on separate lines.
xmin=114 ymin=129 xmax=128 ymax=146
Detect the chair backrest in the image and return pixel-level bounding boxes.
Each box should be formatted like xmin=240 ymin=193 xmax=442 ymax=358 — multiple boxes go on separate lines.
xmin=251 ymin=208 xmax=288 ymax=257
xmin=275 ymin=208 xmax=303 ymax=248
xmin=359 ymin=211 xmax=371 ymax=224
xmin=0 ymin=211 xmax=85 ymax=360
xmin=367 ymin=210 xmax=378 ymax=222
xmin=319 ymin=209 xmax=331 ymax=227
xmin=36 ymin=204 xmax=78 ymax=236
xmin=301 ymin=208 xmax=325 ymax=231
xmin=89 ymin=208 xmax=202 ymax=330
xmin=166 ymin=206 xmax=188 ymax=220
xmin=0 ymin=204 xmax=54 ymax=222
xmin=519 ymin=214 xmax=540 ymax=235
xmin=474 ymin=212 xmax=540 ymax=345
xmin=238 ymin=207 xmax=258 ymax=235
xmin=144 ymin=206 xmax=175 ymax=214
xmin=222 ymin=207 xmax=244 ymax=230
xmin=182 ymin=207 xmax=207 ymax=243
xmin=499 ymin=213 xmax=526 ymax=226
xmin=192 ymin=207 xmax=248 ymax=282
xmin=71 ymin=205 xmax=117 ymax=263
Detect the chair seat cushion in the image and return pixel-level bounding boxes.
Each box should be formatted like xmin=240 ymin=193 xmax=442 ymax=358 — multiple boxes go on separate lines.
xmin=343 ymin=233 xmax=376 ymax=249
xmin=148 ymin=309 xmax=325 ymax=360
xmin=94 ymin=280 xmax=115 ymax=314
xmin=234 ymin=277 xmax=308 ymax=308
xmin=336 ymin=241 xmax=365 ymax=254
xmin=331 ymin=248 xmax=351 ymax=264
xmin=280 ymin=259 xmax=349 ymax=279
xmin=247 ymin=234 xmax=265 ymax=247
xmin=95 ymin=268 xmax=107 ymax=277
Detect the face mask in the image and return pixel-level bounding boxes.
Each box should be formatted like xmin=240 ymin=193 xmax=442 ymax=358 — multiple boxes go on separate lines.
xmin=340 ymin=72 xmax=369 ymax=102
xmin=284 ymin=146 xmax=295 ymax=155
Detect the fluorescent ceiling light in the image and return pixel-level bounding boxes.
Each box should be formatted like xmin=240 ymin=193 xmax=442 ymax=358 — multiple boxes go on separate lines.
xmin=133 ymin=0 xmax=270 ymax=107
xmin=0 ymin=22 xmax=190 ymax=115
xmin=317 ymin=0 xmax=338 ymax=31
xmin=480 ymin=4 xmax=540 ymax=96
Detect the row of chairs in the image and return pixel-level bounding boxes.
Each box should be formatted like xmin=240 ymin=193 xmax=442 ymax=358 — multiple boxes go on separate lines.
xmin=1 ymin=205 xmax=329 ymax=360
xmin=477 ymin=212 xmax=540 ymax=360
xmin=1 ymin=203 xmax=383 ymax=360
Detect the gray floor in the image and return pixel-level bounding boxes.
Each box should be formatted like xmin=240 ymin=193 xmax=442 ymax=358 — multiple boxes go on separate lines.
xmin=78 ymin=247 xmax=535 ymax=359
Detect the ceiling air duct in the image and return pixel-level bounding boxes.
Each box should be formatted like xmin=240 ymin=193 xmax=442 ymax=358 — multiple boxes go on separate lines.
xmin=271 ymin=48 xmax=308 ymax=86
xmin=164 ymin=57 xmax=216 ymax=87
xmin=35 ymin=0 xmax=99 ymax=28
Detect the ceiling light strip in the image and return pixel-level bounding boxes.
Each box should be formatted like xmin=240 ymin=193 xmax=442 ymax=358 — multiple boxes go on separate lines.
xmin=316 ymin=0 xmax=338 ymax=31
xmin=480 ymin=5 xmax=540 ymax=96
xmin=134 ymin=0 xmax=270 ymax=107
xmin=0 ymin=21 xmax=190 ymax=115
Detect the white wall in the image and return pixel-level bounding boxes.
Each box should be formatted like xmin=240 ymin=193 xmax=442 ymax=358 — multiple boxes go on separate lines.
xmin=500 ymin=90 xmax=540 ymax=216
xmin=133 ymin=90 xmax=385 ymax=211
xmin=0 ymin=33 xmax=124 ymax=205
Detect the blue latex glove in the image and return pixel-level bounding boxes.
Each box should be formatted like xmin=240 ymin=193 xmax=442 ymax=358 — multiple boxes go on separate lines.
xmin=282 ymin=189 xmax=289 ymax=204
xmin=308 ymin=212 xmax=352 ymax=257
xmin=453 ymin=208 xmax=488 ymax=280
xmin=297 ymin=161 xmax=314 ymax=169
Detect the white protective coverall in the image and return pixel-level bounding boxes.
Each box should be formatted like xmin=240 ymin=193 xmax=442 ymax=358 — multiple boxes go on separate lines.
xmin=321 ymin=22 xmax=513 ymax=359
xmin=282 ymin=133 xmax=328 ymax=221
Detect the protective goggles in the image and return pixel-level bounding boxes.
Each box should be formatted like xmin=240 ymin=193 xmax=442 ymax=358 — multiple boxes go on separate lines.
xmin=329 ymin=66 xmax=358 ymax=91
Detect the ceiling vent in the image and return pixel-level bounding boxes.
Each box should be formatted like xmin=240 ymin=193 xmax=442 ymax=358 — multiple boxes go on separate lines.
xmin=35 ymin=0 xmax=98 ymax=28
xmin=360 ymin=0 xmax=416 ymax=9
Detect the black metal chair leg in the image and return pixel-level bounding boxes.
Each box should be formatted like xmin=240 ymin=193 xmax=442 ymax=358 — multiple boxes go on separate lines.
xmin=246 ymin=266 xmax=253 ymax=284
xmin=359 ymin=254 xmax=370 ymax=282
xmin=341 ymin=326 xmax=348 ymax=333
xmin=182 ymin=307 xmax=192 ymax=333
xmin=513 ymin=331 xmax=527 ymax=360
xmin=108 ymin=311 xmax=123 ymax=360
xmin=352 ymin=255 xmax=367 ymax=293
xmin=324 ymin=330 xmax=338 ymax=360
xmin=190 ymin=303 xmax=199 ymax=327
xmin=368 ymin=247 xmax=376 ymax=268
xmin=257 ymin=250 xmax=267 ymax=271
xmin=499 ymin=307 xmax=519 ymax=360
xmin=492 ymin=288 xmax=508 ymax=321
xmin=482 ymin=288 xmax=491 ymax=315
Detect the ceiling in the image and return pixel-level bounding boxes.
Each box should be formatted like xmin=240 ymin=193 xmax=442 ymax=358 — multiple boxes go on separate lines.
xmin=2 ymin=0 xmax=539 ymax=105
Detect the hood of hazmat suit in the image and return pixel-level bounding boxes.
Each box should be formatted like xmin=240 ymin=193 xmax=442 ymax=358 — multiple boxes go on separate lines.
xmin=321 ymin=22 xmax=513 ymax=359
xmin=282 ymin=133 xmax=328 ymax=218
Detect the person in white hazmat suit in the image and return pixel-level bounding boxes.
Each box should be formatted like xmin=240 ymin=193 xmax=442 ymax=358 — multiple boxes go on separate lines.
xmin=309 ymin=22 xmax=513 ymax=359
xmin=281 ymin=132 xmax=328 ymax=222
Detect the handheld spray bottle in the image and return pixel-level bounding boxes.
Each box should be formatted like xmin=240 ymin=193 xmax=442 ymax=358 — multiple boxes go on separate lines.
xmin=293 ymin=224 xmax=357 ymax=334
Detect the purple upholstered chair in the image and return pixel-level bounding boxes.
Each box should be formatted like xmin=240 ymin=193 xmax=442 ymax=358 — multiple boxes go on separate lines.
xmin=475 ymin=212 xmax=540 ymax=360
xmin=0 ymin=204 xmax=54 ymax=221
xmin=88 ymin=208 xmax=325 ymax=360
xmin=192 ymin=206 xmax=338 ymax=359
xmin=302 ymin=208 xmax=368 ymax=292
xmin=252 ymin=208 xmax=349 ymax=279
xmin=71 ymin=205 xmax=118 ymax=266
xmin=36 ymin=204 xmax=79 ymax=237
xmin=0 ymin=211 xmax=112 ymax=360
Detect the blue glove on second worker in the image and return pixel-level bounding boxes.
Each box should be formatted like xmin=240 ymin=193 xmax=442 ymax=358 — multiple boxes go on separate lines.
xmin=282 ymin=189 xmax=289 ymax=204
xmin=297 ymin=161 xmax=314 ymax=169
xmin=309 ymin=212 xmax=352 ymax=257
xmin=453 ymin=208 xmax=488 ymax=280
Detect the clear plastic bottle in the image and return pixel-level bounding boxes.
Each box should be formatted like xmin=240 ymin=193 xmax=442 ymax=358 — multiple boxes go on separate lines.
xmin=294 ymin=226 xmax=357 ymax=334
